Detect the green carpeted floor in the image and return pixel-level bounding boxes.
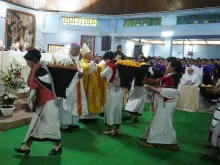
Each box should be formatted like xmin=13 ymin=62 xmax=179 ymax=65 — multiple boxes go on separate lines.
xmin=0 ymin=104 xmax=214 ymax=165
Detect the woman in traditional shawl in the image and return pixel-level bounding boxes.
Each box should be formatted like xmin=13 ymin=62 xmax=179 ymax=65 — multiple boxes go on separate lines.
xmin=14 ymin=49 xmax=62 ymax=156
xmin=139 ymin=59 xmax=182 ymax=151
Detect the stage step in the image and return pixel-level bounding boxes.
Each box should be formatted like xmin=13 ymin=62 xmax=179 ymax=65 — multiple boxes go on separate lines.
xmin=14 ymin=98 xmax=29 ymax=111
xmin=0 ymin=110 xmax=32 ymax=132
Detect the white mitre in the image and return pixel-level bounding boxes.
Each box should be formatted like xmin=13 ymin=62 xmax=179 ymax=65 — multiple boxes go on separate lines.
xmin=80 ymin=43 xmax=91 ymax=56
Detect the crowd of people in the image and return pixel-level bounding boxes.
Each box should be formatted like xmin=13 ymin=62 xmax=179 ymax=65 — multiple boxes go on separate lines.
xmin=12 ymin=43 xmax=220 ymax=162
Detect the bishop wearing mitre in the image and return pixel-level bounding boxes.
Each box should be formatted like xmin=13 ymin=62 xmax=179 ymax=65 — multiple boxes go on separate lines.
xmin=80 ymin=43 xmax=102 ymax=120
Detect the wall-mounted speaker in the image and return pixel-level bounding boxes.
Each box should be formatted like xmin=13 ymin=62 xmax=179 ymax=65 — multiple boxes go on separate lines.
xmin=101 ymin=36 xmax=111 ymax=51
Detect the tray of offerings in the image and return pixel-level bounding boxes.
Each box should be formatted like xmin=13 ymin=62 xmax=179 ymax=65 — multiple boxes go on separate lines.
xmin=199 ymin=84 xmax=217 ymax=101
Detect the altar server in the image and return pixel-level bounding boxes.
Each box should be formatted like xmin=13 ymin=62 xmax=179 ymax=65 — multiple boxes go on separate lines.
xmin=139 ymin=59 xmax=182 ymax=151
xmin=14 ymin=49 xmax=62 ymax=156
xmin=59 ymin=43 xmax=88 ymax=132
xmin=100 ymin=51 xmax=123 ymax=135
xmin=80 ymin=43 xmax=102 ymax=119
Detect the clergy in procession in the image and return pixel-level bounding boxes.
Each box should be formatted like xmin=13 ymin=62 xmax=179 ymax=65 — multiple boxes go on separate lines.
xmin=181 ymin=67 xmax=200 ymax=86
xmin=14 ymin=49 xmax=62 ymax=156
xmin=80 ymin=43 xmax=102 ymax=120
xmin=100 ymin=51 xmax=123 ymax=135
xmin=59 ymin=43 xmax=88 ymax=132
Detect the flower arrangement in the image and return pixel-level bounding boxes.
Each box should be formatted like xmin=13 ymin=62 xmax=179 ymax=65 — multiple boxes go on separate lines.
xmin=144 ymin=78 xmax=159 ymax=87
xmin=2 ymin=92 xmax=17 ymax=105
xmin=117 ymin=60 xmax=141 ymax=67
xmin=1 ymin=64 xmax=26 ymax=89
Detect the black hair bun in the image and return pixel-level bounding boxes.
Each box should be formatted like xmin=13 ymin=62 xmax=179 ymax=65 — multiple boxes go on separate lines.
xmin=103 ymin=51 xmax=115 ymax=60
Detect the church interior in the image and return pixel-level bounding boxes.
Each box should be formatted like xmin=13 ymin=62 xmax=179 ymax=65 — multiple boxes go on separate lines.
xmin=0 ymin=0 xmax=220 ymax=165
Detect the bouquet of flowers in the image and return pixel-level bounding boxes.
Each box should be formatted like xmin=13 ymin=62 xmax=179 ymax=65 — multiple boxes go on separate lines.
xmin=144 ymin=78 xmax=159 ymax=87
xmin=1 ymin=64 xmax=26 ymax=89
xmin=2 ymin=92 xmax=17 ymax=105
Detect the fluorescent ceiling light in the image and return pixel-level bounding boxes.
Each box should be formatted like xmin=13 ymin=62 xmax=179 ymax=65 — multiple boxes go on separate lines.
xmin=142 ymin=39 xmax=150 ymax=43
xmin=161 ymin=31 xmax=174 ymax=37
xmin=132 ymin=39 xmax=139 ymax=41
xmin=190 ymin=41 xmax=207 ymax=45
xmin=206 ymin=41 xmax=220 ymax=45
xmin=184 ymin=40 xmax=191 ymax=45
xmin=150 ymin=40 xmax=164 ymax=44
xmin=173 ymin=40 xmax=183 ymax=44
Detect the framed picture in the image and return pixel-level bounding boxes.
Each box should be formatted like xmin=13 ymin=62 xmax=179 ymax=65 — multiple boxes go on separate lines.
xmin=80 ymin=35 xmax=95 ymax=55
xmin=5 ymin=9 xmax=36 ymax=50
xmin=48 ymin=44 xmax=64 ymax=54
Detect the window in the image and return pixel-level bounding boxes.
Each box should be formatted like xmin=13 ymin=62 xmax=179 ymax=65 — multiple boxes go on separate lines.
xmin=177 ymin=14 xmax=220 ymax=25
xmin=124 ymin=18 xmax=161 ymax=27
xmin=62 ymin=17 xmax=97 ymax=27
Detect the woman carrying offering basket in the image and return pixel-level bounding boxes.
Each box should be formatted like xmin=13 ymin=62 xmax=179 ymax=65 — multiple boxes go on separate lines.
xmin=14 ymin=49 xmax=62 ymax=156
xmin=139 ymin=59 xmax=183 ymax=151
xmin=124 ymin=53 xmax=150 ymax=123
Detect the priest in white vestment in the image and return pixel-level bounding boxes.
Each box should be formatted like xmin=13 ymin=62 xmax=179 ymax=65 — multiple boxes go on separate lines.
xmin=176 ymin=67 xmax=201 ymax=112
xmin=59 ymin=43 xmax=88 ymax=132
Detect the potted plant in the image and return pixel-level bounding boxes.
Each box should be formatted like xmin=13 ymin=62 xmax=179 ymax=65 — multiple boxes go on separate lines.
xmin=0 ymin=92 xmax=17 ymax=116
xmin=1 ymin=64 xmax=26 ymax=95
